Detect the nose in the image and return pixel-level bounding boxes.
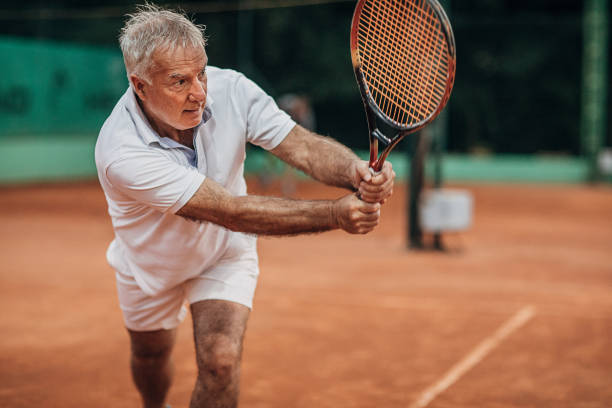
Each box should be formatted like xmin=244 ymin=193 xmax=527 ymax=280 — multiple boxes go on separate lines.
xmin=189 ymin=77 xmax=206 ymax=103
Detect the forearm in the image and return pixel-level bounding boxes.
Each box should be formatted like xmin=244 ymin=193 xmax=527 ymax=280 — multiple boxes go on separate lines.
xmin=215 ymin=196 xmax=338 ymax=235
xmin=271 ymin=125 xmax=360 ymax=190
xmin=303 ymin=133 xmax=360 ymax=189
xmin=178 ymin=188 xmax=337 ymax=235
xmin=177 ymin=177 xmax=380 ymax=235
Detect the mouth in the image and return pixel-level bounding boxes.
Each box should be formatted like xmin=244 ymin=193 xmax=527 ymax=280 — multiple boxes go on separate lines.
xmin=184 ymin=106 xmax=202 ymax=114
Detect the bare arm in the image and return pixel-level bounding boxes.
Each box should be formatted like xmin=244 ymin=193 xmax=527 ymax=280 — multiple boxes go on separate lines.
xmin=270 ymin=124 xmax=396 ymax=202
xmin=176 ymin=177 xmax=380 ymax=236
xmin=270 ymin=124 xmax=361 ymax=190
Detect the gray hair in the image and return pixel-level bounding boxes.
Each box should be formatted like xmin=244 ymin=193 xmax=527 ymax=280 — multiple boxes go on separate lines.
xmin=119 ymin=3 xmax=207 ymax=82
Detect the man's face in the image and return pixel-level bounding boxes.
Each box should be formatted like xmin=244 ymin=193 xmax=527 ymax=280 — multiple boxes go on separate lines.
xmin=133 ymin=46 xmax=208 ymax=131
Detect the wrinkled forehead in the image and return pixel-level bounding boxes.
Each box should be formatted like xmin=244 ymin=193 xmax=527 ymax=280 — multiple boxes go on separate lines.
xmin=150 ymin=45 xmax=207 ymax=74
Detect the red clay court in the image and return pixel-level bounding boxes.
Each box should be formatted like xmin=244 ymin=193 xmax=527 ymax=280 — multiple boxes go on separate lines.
xmin=1 ymin=180 xmax=611 ymax=407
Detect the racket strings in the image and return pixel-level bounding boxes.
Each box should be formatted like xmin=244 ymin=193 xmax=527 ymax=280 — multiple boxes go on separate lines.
xmin=382 ymin=0 xmax=445 ymax=122
xmin=406 ymin=1 xmax=445 ymax=117
xmin=357 ymin=0 xmax=450 ymax=126
xmin=362 ymin=0 xmax=444 ymax=123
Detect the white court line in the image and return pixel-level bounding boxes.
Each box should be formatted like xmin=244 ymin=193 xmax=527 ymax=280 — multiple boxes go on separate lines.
xmin=409 ymin=305 xmax=536 ymax=408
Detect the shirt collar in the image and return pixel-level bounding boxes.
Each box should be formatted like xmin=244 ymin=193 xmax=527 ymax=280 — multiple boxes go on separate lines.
xmin=124 ymin=87 xmax=214 ymax=148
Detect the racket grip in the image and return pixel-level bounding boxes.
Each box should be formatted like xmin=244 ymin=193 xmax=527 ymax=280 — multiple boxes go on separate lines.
xmin=356 ymin=166 xmax=382 ymax=201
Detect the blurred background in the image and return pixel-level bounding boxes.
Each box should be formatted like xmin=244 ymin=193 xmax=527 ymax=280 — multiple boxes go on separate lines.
xmin=0 ymin=0 xmax=609 ymax=185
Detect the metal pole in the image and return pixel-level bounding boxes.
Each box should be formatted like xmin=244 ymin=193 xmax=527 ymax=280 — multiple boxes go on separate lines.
xmin=580 ymin=0 xmax=609 ymax=182
xmin=432 ymin=0 xmax=451 ymax=250
xmin=408 ymin=131 xmax=428 ymax=249
xmin=432 ymin=116 xmax=445 ymax=250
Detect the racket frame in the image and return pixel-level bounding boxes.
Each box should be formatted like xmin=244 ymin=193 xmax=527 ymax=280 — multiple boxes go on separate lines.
xmin=350 ymin=0 xmax=456 ymax=172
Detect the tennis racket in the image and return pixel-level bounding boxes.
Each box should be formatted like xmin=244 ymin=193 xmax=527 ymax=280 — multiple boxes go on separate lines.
xmin=350 ymin=0 xmax=456 ymax=172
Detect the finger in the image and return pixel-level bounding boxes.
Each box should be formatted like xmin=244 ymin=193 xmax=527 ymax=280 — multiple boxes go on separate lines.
xmin=358 ymin=192 xmax=382 ymax=203
xmin=366 ymin=172 xmax=387 ymax=186
xmin=358 ymin=185 xmax=393 ymax=202
xmin=358 ymin=193 xmax=385 ymax=205
xmin=353 ymin=191 xmax=375 ymax=204
xmin=358 ymin=183 xmax=381 ymax=193
xmin=353 ymin=195 xmax=380 ymax=207
xmin=363 ymin=179 xmax=394 ymax=198
xmin=357 ymin=202 xmax=381 ymax=213
xmin=358 ymin=193 xmax=389 ymax=205
xmin=359 ymin=177 xmax=394 ymax=193
xmin=354 ymin=206 xmax=380 ymax=219
xmin=378 ymin=180 xmax=394 ymax=198
xmin=360 ymin=219 xmax=379 ymax=228
xmin=360 ymin=212 xmax=380 ymax=222
xmin=356 ymin=221 xmax=379 ymax=233
xmin=382 ymin=161 xmax=393 ymax=175
xmin=355 ymin=161 xmax=372 ymax=183
xmin=368 ymin=164 xmax=394 ymax=185
xmin=360 ymin=169 xmax=395 ymax=190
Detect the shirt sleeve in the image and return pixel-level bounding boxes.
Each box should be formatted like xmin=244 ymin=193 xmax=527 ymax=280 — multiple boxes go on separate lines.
xmin=237 ymin=75 xmax=296 ymax=150
xmin=105 ymin=149 xmax=205 ymax=214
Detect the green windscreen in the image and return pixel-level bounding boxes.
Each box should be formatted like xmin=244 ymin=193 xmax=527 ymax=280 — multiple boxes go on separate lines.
xmin=0 ymin=37 xmax=127 ymax=138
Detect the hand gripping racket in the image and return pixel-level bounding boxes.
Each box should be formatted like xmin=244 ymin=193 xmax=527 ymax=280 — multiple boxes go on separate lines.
xmin=351 ymin=0 xmax=456 ymax=172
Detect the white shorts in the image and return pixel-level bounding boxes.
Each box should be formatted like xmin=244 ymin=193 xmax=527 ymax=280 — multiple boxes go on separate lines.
xmin=115 ymin=242 xmax=259 ymax=332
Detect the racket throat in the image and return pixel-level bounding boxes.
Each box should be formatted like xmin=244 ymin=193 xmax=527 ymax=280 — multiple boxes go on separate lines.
xmin=372 ymin=128 xmax=392 ymax=145
xmin=369 ymin=129 xmax=406 ymax=172
xmin=363 ymin=97 xmax=397 ymax=171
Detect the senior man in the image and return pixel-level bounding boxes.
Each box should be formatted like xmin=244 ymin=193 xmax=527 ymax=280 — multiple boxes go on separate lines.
xmin=95 ymin=4 xmax=394 ymax=408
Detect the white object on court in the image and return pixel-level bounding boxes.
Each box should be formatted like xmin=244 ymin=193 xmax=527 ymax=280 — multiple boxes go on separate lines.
xmin=419 ymin=189 xmax=473 ymax=232
xmin=598 ymin=148 xmax=612 ymax=175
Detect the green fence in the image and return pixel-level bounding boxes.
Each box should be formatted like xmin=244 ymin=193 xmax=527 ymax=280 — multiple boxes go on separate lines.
xmin=0 ymin=36 xmax=126 ymax=183
xmin=0 ymin=36 xmax=126 ymax=138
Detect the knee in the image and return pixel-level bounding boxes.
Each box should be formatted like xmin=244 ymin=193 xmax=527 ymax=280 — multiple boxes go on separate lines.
xmin=130 ymin=332 xmax=175 ymax=366
xmin=131 ymin=344 xmax=173 ymax=365
xmin=195 ymin=335 xmax=242 ymax=389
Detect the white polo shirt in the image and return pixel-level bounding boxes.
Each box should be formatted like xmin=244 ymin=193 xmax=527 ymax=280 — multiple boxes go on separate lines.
xmin=95 ymin=67 xmax=296 ymax=296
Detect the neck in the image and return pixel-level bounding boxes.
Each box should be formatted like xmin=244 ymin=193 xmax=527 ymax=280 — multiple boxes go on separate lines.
xmin=137 ymin=96 xmax=194 ymax=149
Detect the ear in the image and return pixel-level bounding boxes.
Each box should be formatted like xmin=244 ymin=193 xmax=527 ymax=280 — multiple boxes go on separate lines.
xmin=130 ymin=74 xmax=148 ymax=101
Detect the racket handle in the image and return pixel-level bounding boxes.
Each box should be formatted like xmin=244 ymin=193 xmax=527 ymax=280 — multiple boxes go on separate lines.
xmin=357 ymin=166 xmax=382 ymax=202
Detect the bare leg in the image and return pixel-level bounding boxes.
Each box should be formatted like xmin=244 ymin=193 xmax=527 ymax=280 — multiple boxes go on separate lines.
xmin=189 ymin=300 xmax=250 ymax=408
xmin=128 ymin=328 xmax=177 ymax=408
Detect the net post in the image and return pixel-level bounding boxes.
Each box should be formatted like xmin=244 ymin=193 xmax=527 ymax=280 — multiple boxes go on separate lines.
xmin=431 ymin=111 xmax=448 ymax=250
xmin=407 ymin=131 xmax=429 ymax=249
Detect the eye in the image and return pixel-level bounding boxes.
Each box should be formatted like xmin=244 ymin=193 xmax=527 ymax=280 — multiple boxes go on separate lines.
xmin=198 ymin=67 xmax=207 ymax=80
xmin=177 ymin=79 xmax=186 ymax=86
